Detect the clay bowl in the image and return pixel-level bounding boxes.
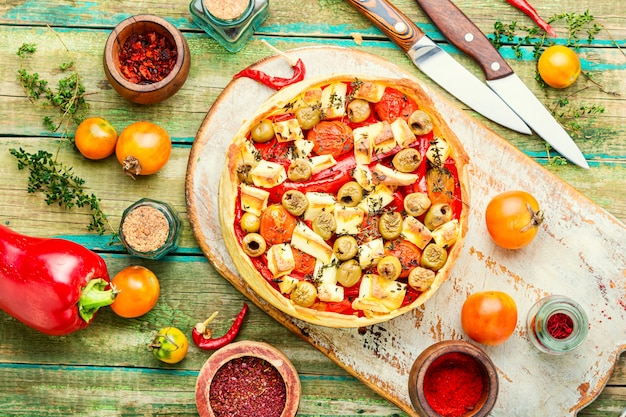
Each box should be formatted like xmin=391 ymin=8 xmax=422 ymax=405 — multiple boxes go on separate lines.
xmin=408 ymin=340 xmax=499 ymax=417
xmin=196 ymin=341 xmax=301 ymax=417
xmin=103 ymin=14 xmax=190 ymax=104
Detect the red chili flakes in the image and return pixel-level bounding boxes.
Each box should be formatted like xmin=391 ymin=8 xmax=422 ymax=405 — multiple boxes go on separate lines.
xmin=209 ymin=356 xmax=287 ymax=417
xmin=118 ymin=31 xmax=177 ymax=84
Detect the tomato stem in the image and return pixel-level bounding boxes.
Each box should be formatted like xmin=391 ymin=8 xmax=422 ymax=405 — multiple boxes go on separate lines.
xmin=521 ymin=202 xmax=544 ymax=232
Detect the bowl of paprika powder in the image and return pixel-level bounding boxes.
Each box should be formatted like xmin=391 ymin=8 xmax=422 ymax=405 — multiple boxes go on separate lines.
xmin=104 ymin=14 xmax=191 ymax=104
xmin=408 ymin=340 xmax=499 ymax=417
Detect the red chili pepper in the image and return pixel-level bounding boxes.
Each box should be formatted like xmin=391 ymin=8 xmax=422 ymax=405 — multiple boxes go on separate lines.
xmin=505 ymin=0 xmax=556 ymax=37
xmin=192 ymin=302 xmax=249 ymax=350
xmin=233 ymin=58 xmax=306 ymax=90
xmin=0 ymin=225 xmax=115 ymax=336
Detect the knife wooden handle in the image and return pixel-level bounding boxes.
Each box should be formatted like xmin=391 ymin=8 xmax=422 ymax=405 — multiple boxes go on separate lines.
xmin=346 ymin=0 xmax=425 ymax=53
xmin=414 ymin=0 xmax=514 ymax=80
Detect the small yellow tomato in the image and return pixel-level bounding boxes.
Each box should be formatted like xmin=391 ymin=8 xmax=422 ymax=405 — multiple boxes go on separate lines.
xmin=150 ymin=327 xmax=189 ymax=364
xmin=116 ymin=121 xmax=172 ymax=176
xmin=74 ymin=117 xmax=118 ymax=160
xmin=538 ymin=45 xmax=581 ymax=89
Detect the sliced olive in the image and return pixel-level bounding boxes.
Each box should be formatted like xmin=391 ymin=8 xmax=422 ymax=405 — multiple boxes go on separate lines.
xmin=421 ymin=243 xmax=448 ymax=271
xmin=392 ymin=148 xmax=422 ymax=173
xmin=240 ymin=212 xmax=260 ymax=233
xmin=241 ymin=233 xmax=267 ymax=257
xmin=377 ymin=255 xmax=402 ymax=281
xmin=236 ymin=162 xmax=253 ymax=184
xmin=282 ymin=190 xmax=308 ymax=217
xmin=295 ymin=106 xmax=322 ymax=130
xmin=408 ymin=266 xmax=436 ymax=291
xmin=378 ymin=211 xmax=403 ymax=240
xmin=347 ymin=99 xmax=372 ymax=123
xmin=287 ymin=159 xmax=312 ymax=182
xmin=408 ymin=110 xmax=433 ymax=136
xmin=250 ymin=119 xmax=275 ymax=143
xmin=404 ymin=192 xmax=431 ymax=217
xmin=291 ymin=280 xmax=317 ymax=307
xmin=312 ymin=212 xmax=336 ymax=240
xmin=333 ymin=235 xmax=359 ymax=261
xmin=337 ymin=181 xmax=363 ymax=207
xmin=424 ymin=203 xmax=453 ymax=231
xmin=337 ymin=259 xmax=362 ymax=287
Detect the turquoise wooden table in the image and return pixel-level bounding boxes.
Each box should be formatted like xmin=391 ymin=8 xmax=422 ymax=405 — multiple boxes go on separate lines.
xmin=0 ymin=0 xmax=624 ymax=415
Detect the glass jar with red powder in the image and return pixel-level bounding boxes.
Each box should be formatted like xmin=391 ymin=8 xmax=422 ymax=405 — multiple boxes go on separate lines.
xmin=526 ymin=295 xmax=589 ymax=355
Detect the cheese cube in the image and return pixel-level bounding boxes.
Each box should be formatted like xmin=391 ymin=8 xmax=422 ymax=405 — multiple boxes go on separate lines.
xmin=426 ymin=136 xmax=451 ymax=165
xmin=293 ymin=139 xmax=314 ymax=159
xmin=334 ymin=205 xmax=365 ymax=235
xmin=402 ymin=216 xmax=433 ymax=250
xmin=250 ymin=160 xmax=287 ymax=188
xmin=431 ymin=219 xmax=460 ymax=248
xmin=277 ymin=275 xmax=300 ymax=294
xmin=353 ymin=81 xmax=386 ymax=103
xmin=351 ymin=164 xmax=375 ymax=192
xmin=391 ymin=118 xmax=417 ymax=148
xmin=273 ymin=118 xmax=304 ymax=142
xmin=358 ymin=238 xmax=384 ymax=268
xmin=291 ymin=222 xmax=333 ymax=263
xmin=372 ymin=164 xmax=418 ymax=186
xmin=304 ymin=192 xmax=336 ymax=221
xmin=318 ymin=283 xmax=345 ymax=303
xmin=370 ymin=121 xmax=395 ymax=156
xmin=239 ymin=183 xmax=270 ymax=216
xmin=358 ymin=184 xmax=395 ymax=214
xmin=352 ymin=273 xmax=407 ymax=313
xmin=266 ymin=243 xmax=295 ymax=278
xmin=309 ymin=154 xmax=337 ymax=175
xmin=353 ymin=126 xmax=373 ymax=165
xmin=313 ymin=256 xmax=338 ymax=285
xmin=321 ymin=82 xmax=347 ymax=119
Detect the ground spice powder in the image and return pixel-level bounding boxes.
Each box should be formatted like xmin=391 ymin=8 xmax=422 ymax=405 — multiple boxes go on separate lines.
xmin=209 ymin=356 xmax=286 ymax=417
xmin=121 ymin=205 xmax=169 ymax=253
xmin=423 ymin=352 xmax=484 ymax=417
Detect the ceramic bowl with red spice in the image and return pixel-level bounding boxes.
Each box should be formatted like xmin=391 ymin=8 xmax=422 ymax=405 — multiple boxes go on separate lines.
xmin=196 ymin=340 xmax=301 ymax=417
xmin=408 ymin=340 xmax=499 ymax=417
xmin=104 ymin=14 xmax=191 ymax=104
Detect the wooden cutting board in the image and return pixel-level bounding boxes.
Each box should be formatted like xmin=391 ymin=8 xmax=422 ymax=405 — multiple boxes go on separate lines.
xmin=185 ymin=46 xmax=626 ymax=416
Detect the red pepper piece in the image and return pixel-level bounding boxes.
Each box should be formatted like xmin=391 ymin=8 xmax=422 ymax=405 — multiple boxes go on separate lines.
xmin=192 ymin=302 xmax=249 ymax=350
xmin=0 ymin=225 xmax=115 ymax=336
xmin=233 ymin=58 xmax=306 ymax=90
xmin=505 ymin=0 xmax=556 ymax=37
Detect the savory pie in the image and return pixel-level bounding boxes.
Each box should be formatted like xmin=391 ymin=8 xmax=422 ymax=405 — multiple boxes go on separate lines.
xmin=219 ymin=74 xmax=469 ymax=327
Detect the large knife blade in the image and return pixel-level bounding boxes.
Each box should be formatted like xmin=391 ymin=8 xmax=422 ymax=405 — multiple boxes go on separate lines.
xmin=345 ymin=0 xmax=531 ymax=135
xmin=414 ymin=0 xmax=589 ymax=169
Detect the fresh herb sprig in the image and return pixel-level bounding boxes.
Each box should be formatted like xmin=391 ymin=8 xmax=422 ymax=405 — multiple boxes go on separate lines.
xmin=10 ymin=148 xmax=107 ymax=234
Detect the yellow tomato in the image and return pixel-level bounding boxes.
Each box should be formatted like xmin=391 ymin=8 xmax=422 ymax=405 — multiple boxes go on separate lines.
xmin=538 ymin=45 xmax=581 ymax=89
xmin=150 ymin=327 xmax=188 ymax=364
xmin=116 ymin=121 xmax=172 ymax=176
xmin=74 ymin=117 xmax=118 ymax=160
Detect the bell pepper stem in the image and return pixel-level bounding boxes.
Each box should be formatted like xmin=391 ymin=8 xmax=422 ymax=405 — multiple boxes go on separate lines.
xmin=78 ymin=278 xmax=116 ymax=322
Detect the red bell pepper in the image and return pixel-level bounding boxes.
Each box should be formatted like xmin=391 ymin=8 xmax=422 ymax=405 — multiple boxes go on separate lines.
xmin=0 ymin=224 xmax=115 ymax=336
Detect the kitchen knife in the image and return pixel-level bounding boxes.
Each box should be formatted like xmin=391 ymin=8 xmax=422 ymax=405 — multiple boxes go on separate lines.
xmin=414 ymin=0 xmax=589 ymax=169
xmin=345 ymin=0 xmax=531 ymax=135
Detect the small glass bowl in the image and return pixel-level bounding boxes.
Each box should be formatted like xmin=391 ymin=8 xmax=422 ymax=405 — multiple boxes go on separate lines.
xmin=119 ymin=198 xmax=181 ymax=260
xmin=526 ymin=295 xmax=588 ymax=355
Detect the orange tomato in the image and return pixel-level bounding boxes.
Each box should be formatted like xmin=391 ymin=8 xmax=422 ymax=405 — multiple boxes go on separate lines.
xmin=384 ymin=239 xmax=422 ymax=278
xmin=292 ymin=247 xmax=316 ymax=275
xmin=307 ymin=120 xmax=353 ymax=158
xmin=116 ymin=121 xmax=172 ymax=176
xmin=461 ymin=291 xmax=517 ymax=346
xmin=110 ymin=265 xmax=160 ymax=318
xmin=74 ymin=117 xmax=118 ymax=160
xmin=485 ymin=190 xmax=544 ymax=249
xmin=537 ymin=45 xmax=581 ymax=89
xmin=374 ymin=87 xmax=419 ymax=122
xmin=259 ymin=204 xmax=297 ymax=245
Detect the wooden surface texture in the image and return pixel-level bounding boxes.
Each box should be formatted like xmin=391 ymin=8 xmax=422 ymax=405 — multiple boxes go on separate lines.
xmin=0 ymin=0 xmax=624 ymax=416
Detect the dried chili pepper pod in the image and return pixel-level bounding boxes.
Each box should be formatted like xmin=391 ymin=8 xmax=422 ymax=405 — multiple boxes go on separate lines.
xmin=526 ymin=295 xmax=589 ymax=354
xmin=192 ymin=303 xmax=249 ymax=350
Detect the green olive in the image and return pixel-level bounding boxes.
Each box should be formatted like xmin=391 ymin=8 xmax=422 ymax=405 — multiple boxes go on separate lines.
xmin=240 ymin=212 xmax=261 ymax=233
xmin=408 ymin=110 xmax=433 ymax=136
xmin=337 ymin=181 xmax=363 ymax=207
xmin=291 ymin=281 xmax=317 ymax=307
xmin=236 ymin=162 xmax=253 ymax=184
xmin=404 ymin=192 xmax=431 ymax=217
xmin=282 ymin=190 xmax=308 ymax=217
xmin=378 ymin=211 xmax=403 ymax=240
xmin=312 ymin=212 xmax=336 ymax=241
xmin=295 ymin=106 xmax=322 ymax=130
xmin=408 ymin=266 xmax=436 ymax=291
xmin=337 ymin=259 xmax=362 ymax=287
xmin=250 ymin=119 xmax=275 ymax=143
xmin=287 ymin=159 xmax=312 ymax=182
xmin=377 ymin=255 xmax=402 ymax=281
xmin=392 ymin=148 xmax=422 ymax=173
xmin=421 ymin=243 xmax=448 ymax=271
xmin=241 ymin=233 xmax=267 ymax=257
xmin=347 ymin=99 xmax=372 ymax=123
xmin=333 ymin=235 xmax=359 ymax=261
xmin=424 ymin=203 xmax=453 ymax=231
